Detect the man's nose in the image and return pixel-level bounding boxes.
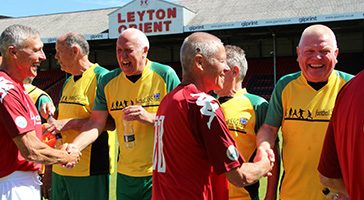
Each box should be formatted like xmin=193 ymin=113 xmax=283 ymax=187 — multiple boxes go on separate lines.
xmin=39 ymin=49 xmax=46 ymax=61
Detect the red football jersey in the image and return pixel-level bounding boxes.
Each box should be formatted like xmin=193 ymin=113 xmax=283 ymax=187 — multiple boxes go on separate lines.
xmin=152 ymin=84 xmax=244 ymax=200
xmin=318 ymin=70 xmax=364 ymax=199
xmin=0 ymin=71 xmax=42 ymax=177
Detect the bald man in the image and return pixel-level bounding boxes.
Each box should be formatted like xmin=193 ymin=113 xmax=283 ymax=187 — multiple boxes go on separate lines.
xmin=152 ymin=32 xmax=273 ymax=200
xmin=256 ymin=24 xmax=353 ymax=199
xmin=68 ymin=28 xmax=180 ymax=200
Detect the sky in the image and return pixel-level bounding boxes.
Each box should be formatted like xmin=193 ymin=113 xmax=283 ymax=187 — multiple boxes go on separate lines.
xmin=0 ymin=0 xmax=135 ymax=17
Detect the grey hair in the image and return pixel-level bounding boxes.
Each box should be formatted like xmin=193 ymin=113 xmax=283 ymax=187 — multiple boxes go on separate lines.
xmin=180 ymin=32 xmax=222 ymax=74
xmin=225 ymin=45 xmax=248 ymax=81
xmin=63 ymin=32 xmax=90 ymax=55
xmin=0 ymin=24 xmax=40 ymax=56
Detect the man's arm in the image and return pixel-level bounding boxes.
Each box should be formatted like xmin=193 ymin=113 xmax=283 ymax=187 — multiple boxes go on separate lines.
xmin=50 ymin=113 xmax=115 ymax=133
xmin=256 ymin=124 xmax=279 ymax=150
xmin=71 ymin=110 xmax=109 ymax=151
xmin=50 ymin=118 xmax=88 ymax=133
xmin=265 ymin=140 xmax=281 ymax=200
xmin=254 ymin=124 xmax=280 ymax=199
xmin=319 ymin=173 xmax=348 ymax=196
xmin=225 ymin=146 xmax=273 ymax=187
xmin=123 ymin=105 xmax=156 ymax=125
xmin=12 ymin=130 xmax=80 ymax=165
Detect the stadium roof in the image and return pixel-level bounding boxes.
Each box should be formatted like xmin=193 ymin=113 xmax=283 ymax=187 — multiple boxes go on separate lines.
xmin=0 ymin=8 xmax=118 ymax=38
xmin=0 ymin=0 xmax=363 ymax=42
xmin=176 ymin=0 xmax=364 ymax=25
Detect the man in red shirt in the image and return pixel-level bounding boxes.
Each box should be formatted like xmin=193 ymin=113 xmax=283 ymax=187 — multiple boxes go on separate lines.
xmin=152 ymin=32 xmax=273 ymax=200
xmin=318 ymin=69 xmax=364 ymax=199
xmin=0 ymin=24 xmax=80 ymax=200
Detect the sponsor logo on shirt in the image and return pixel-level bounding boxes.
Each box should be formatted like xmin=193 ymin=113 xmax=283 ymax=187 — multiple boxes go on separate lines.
xmin=30 ymin=113 xmax=41 ymax=125
xmin=59 ymin=95 xmax=87 ymax=106
xmin=110 ymin=93 xmax=161 ymax=111
xmin=285 ymin=107 xmax=332 ymax=122
xmin=191 ymin=93 xmax=219 ymax=129
xmin=226 ymin=145 xmax=239 ymax=161
xmin=15 ymin=116 xmax=27 ymax=129
xmin=0 ymin=77 xmax=15 ymax=103
xmin=315 ymin=110 xmax=332 ymax=117
xmin=226 ymin=117 xmax=248 ymax=134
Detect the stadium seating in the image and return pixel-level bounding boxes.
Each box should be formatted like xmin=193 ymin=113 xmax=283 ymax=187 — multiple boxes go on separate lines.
xmin=33 ymin=70 xmax=66 ymax=106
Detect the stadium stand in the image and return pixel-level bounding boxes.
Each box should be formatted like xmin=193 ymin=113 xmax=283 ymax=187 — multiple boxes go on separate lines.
xmin=33 ymin=70 xmax=66 ymax=106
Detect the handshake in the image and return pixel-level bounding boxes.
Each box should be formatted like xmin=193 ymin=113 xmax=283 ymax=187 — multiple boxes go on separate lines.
xmin=59 ymin=143 xmax=82 ymax=168
xmin=41 ymin=118 xmax=82 ymax=167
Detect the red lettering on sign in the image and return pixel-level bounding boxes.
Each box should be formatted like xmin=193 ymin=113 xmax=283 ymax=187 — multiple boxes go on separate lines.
xmin=118 ymin=25 xmax=127 ymax=33
xmin=164 ymin=21 xmax=172 ymax=31
xmin=154 ymin=22 xmax=163 ymax=32
xmin=156 ymin=9 xmax=165 ymax=20
xmin=146 ymin=9 xmax=155 ymax=20
xmin=118 ymin=13 xmax=126 ymax=23
xmin=116 ymin=7 xmax=177 ymax=34
xmin=144 ymin=22 xmax=152 ymax=33
xmin=129 ymin=24 xmax=137 ymax=29
xmin=127 ymin=12 xmax=135 ymax=22
xmin=137 ymin=10 xmax=145 ymax=21
xmin=167 ymin=8 xmax=176 ymax=18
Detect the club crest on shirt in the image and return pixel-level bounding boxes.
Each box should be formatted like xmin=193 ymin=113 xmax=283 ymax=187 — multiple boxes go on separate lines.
xmin=240 ymin=117 xmax=248 ymax=125
xmin=15 ymin=116 xmax=27 ymax=129
xmin=0 ymin=77 xmax=15 ymax=103
xmin=226 ymin=145 xmax=239 ymax=161
xmin=191 ymin=93 xmax=219 ymax=129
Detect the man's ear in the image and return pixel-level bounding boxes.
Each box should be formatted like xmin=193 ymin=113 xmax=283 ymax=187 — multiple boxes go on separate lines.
xmin=8 ymin=45 xmax=18 ymax=55
xmin=142 ymin=46 xmax=149 ymax=58
xmin=72 ymin=45 xmax=79 ymax=56
xmin=143 ymin=46 xmax=148 ymax=54
xmin=231 ymin=66 xmax=240 ymax=78
xmin=334 ymin=48 xmax=339 ymax=64
xmin=8 ymin=46 xmax=17 ymax=58
xmin=194 ymin=54 xmax=204 ymax=71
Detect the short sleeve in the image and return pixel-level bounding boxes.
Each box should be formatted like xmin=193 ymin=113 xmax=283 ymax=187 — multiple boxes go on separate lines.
xmin=188 ymin=93 xmax=244 ymax=174
xmin=0 ymin=87 xmax=36 ymax=137
xmin=93 ymin=69 xmax=120 ymax=111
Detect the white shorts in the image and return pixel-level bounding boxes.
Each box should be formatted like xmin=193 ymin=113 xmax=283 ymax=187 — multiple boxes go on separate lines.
xmin=0 ymin=171 xmax=41 ymax=200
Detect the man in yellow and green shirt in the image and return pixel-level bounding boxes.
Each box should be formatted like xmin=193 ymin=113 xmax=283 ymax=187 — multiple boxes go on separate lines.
xmin=256 ymin=24 xmax=353 ymax=200
xmin=50 ymin=32 xmax=116 ymax=200
xmin=70 ymin=28 xmax=180 ymax=200
xmin=216 ymin=45 xmax=279 ymax=200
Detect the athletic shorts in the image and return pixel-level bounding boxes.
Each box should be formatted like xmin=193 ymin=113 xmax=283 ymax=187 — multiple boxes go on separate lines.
xmin=117 ymin=173 xmax=152 ymax=200
xmin=51 ymin=172 xmax=109 ymax=200
xmin=0 ymin=171 xmax=41 ymax=200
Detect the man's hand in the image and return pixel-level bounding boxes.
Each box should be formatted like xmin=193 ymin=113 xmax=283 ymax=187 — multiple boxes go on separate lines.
xmin=254 ymin=145 xmax=275 ymax=176
xmin=40 ymin=102 xmax=55 ymax=120
xmin=59 ymin=143 xmax=82 ymax=168
xmin=123 ymin=105 xmax=156 ymax=124
xmin=48 ymin=119 xmax=67 ymax=133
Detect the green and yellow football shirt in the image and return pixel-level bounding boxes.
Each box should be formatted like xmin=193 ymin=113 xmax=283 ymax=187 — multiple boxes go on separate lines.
xmin=53 ymin=64 xmax=116 ymax=176
xmin=220 ymin=88 xmax=268 ymax=200
xmin=265 ymin=70 xmax=353 ymax=200
xmin=94 ymin=60 xmax=180 ymax=177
